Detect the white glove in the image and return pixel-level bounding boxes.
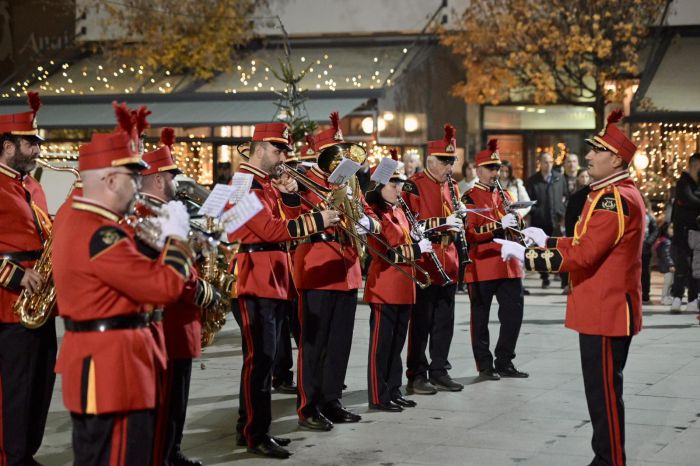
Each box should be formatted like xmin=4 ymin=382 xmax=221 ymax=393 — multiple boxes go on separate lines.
xmin=494 ymin=239 xmax=525 ymax=263
xmin=500 ymin=213 xmax=518 ymax=230
xmin=522 ymin=226 xmax=548 ymax=248
xmin=410 ymin=222 xmax=426 ymax=241
xmin=156 ymin=200 xmax=191 ymax=246
xmin=355 ymin=214 xmax=371 ymax=235
xmin=418 ymin=237 xmax=433 ymax=254
xmin=445 ymin=213 xmax=463 ymax=231
xmin=346 ymin=185 xmax=353 ymax=199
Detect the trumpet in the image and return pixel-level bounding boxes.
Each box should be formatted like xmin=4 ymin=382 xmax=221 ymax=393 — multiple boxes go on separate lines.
xmin=280 ymin=164 xmax=432 ymax=289
xmin=396 ymin=196 xmax=454 ymax=286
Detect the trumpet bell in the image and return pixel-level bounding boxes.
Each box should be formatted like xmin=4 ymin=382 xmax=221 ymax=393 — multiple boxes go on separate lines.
xmin=317 ymin=143 xmax=367 ymax=175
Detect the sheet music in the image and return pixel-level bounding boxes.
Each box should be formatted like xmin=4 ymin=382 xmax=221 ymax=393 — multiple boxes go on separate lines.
xmin=222 ymin=191 xmax=264 ymax=234
xmin=229 ymin=172 xmax=255 ymax=204
xmin=327 ymin=158 xmax=361 ymax=185
xmin=197 ymin=184 xmax=236 ymax=218
xmin=370 ymin=158 xmax=399 ymax=185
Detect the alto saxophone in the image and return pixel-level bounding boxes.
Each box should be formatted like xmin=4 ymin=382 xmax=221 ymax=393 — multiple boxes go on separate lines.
xmin=13 ymin=159 xmax=80 ymax=328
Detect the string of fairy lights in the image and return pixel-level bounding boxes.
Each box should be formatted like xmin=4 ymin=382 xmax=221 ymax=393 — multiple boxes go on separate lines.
xmin=631 ymin=122 xmax=700 ymax=214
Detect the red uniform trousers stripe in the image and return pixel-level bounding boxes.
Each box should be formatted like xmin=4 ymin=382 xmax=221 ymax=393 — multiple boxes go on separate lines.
xmin=369 ymin=304 xmax=382 ymax=405
xmin=238 ymin=299 xmax=256 ymax=446
xmin=296 ymin=293 xmax=308 ymax=418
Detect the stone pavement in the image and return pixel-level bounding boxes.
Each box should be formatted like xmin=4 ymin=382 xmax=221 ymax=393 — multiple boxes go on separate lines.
xmin=36 ymin=272 xmax=700 ymax=465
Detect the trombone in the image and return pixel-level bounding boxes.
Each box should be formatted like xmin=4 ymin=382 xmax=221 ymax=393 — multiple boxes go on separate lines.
xmin=280 ymin=164 xmax=432 ymax=289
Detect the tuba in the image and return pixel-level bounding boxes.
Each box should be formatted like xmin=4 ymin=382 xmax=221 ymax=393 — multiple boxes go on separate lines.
xmin=13 ymin=158 xmax=80 ymax=328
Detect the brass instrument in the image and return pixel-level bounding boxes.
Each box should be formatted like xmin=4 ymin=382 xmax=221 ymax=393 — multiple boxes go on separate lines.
xmin=396 ymin=196 xmax=454 ymax=286
xmin=280 ymin=164 xmax=432 ymax=289
xmin=13 ymin=158 xmax=80 ymax=328
xmin=447 ymin=174 xmax=472 ymax=264
xmin=494 ymin=179 xmax=527 ymax=245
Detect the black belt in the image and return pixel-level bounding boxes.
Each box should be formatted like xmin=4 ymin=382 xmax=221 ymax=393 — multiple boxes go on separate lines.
xmin=238 ymin=243 xmax=287 ymax=253
xmin=0 ymin=250 xmax=42 ymax=262
xmin=306 ymin=232 xmax=340 ymax=244
xmin=63 ymin=310 xmax=163 ymax=333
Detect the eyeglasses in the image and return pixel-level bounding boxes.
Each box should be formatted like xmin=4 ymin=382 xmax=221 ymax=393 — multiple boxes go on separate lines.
xmin=102 ymin=171 xmax=142 ymax=187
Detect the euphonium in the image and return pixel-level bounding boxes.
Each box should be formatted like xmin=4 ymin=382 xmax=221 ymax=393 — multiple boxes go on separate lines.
xmin=13 ymin=158 xmax=80 ymax=329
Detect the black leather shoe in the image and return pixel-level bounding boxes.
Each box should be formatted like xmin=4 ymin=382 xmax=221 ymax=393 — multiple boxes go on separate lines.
xmin=478 ymin=368 xmax=501 ymax=381
xmin=273 ymin=380 xmax=297 ymax=394
xmin=322 ymin=405 xmax=362 ymax=423
xmin=237 ymin=434 xmax=291 ymax=447
xmin=523 ymin=289 xmax=531 ymax=295
xmin=497 ymin=365 xmax=529 ymax=378
xmin=392 ymin=395 xmax=417 ymax=408
xmin=541 ymin=279 xmax=550 ymax=289
xmin=429 ymin=374 xmax=464 ymax=392
xmin=406 ymin=376 xmax=437 ymax=395
xmin=247 ymin=437 xmax=291 ymax=459
xmin=369 ymin=401 xmax=403 ymax=412
xmin=298 ymin=413 xmax=333 ymax=431
xmin=172 ymin=451 xmax=203 ymax=466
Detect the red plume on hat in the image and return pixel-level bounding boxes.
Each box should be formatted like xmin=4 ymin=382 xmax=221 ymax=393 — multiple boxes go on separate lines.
xmin=160 ymin=127 xmax=175 ymax=148
xmin=134 ymin=106 xmax=151 ymax=136
xmin=330 ymin=111 xmax=340 ymax=131
xmin=607 ymin=109 xmax=624 ymax=125
xmin=390 ymin=148 xmax=399 ymax=160
xmin=113 ymin=101 xmax=133 ymax=135
xmin=443 ymin=123 xmax=456 ymax=145
xmin=487 ymin=138 xmax=498 ymax=152
xmin=27 ymin=91 xmax=41 ymax=116
xmin=305 ymin=133 xmax=315 ymax=147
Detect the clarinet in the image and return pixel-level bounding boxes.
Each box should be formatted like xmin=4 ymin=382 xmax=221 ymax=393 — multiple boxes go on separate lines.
xmin=396 ymin=196 xmax=454 ymax=286
xmin=447 ymin=175 xmax=472 ymax=265
xmin=494 ymin=179 xmax=526 ymax=244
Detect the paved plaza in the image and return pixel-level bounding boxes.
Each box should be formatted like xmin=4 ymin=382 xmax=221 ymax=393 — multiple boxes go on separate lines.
xmin=36 ymin=273 xmax=700 ymax=465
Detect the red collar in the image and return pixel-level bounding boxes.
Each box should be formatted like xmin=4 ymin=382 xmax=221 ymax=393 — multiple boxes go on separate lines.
xmin=72 ymin=197 xmax=121 ymax=222
xmin=424 ymin=169 xmax=443 ymax=185
xmin=590 ymin=171 xmax=630 ymax=191
xmin=0 ymin=162 xmax=23 ymax=181
xmin=239 ymin=162 xmax=268 ymax=180
xmin=310 ymin=164 xmax=328 ymax=181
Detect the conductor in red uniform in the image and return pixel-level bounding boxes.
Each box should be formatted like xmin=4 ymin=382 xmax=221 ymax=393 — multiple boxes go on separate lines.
xmin=293 ymin=112 xmax=381 ymax=431
xmin=401 ymin=124 xmax=464 ymax=394
xmin=229 ymin=122 xmax=339 ymax=458
xmin=52 ymin=105 xmax=196 ymax=465
xmin=498 ymin=110 xmax=645 ymax=466
xmin=0 ymin=92 xmax=56 ymax=466
xmin=462 ymin=139 xmax=528 ymax=380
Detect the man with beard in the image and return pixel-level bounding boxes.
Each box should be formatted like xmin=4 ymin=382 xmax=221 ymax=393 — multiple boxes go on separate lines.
xmin=229 ymin=122 xmax=339 ymax=458
xmin=0 ymin=92 xmax=57 ymax=466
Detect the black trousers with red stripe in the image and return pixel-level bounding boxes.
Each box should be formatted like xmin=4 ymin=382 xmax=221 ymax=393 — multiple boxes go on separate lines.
xmin=467 ymin=278 xmax=524 ymax=371
xmin=71 ymin=409 xmax=155 ymax=466
xmin=406 ymin=283 xmax=457 ymax=380
xmin=233 ymin=297 xmax=287 ymax=447
xmin=0 ymin=320 xmax=56 ymax=466
xmin=368 ymin=304 xmax=410 ymax=405
xmin=272 ymin=297 xmax=300 ymax=386
xmin=297 ymin=289 xmax=357 ymax=419
xmin=580 ymin=333 xmax=632 ymax=466
xmin=158 ymin=358 xmax=193 ymax=465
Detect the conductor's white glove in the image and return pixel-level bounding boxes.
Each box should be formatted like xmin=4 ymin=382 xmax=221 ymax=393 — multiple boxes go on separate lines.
xmin=445 ymin=213 xmax=463 ymax=231
xmin=494 ymin=239 xmax=525 ymax=263
xmin=500 ymin=213 xmax=518 ymax=230
xmin=410 ymin=222 xmax=426 ymax=241
xmin=355 ymin=214 xmax=371 ymax=235
xmin=418 ymin=237 xmax=433 ymax=254
xmin=156 ymin=200 xmax=191 ymax=247
xmin=522 ymin=227 xmax=549 ymax=248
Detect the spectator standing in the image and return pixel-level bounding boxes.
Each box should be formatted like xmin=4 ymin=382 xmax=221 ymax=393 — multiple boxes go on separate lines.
xmin=562 ymin=153 xmax=580 ymax=203
xmin=498 ymin=160 xmax=531 ymax=217
xmin=641 ymin=196 xmax=659 ymax=304
xmin=526 ymin=152 xmax=566 ymax=288
xmin=670 ymin=152 xmax=700 ymax=312
xmin=655 ymin=222 xmax=675 ymax=305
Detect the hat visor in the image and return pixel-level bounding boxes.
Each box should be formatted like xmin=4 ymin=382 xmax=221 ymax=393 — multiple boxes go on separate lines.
xmin=236 ymin=142 xmax=250 ymax=160
xmin=389 ymin=173 xmax=407 ymax=181
xmin=270 ymin=141 xmax=294 ymax=152
xmin=584 ymin=138 xmax=609 ymax=152
xmin=478 ymin=162 xmax=501 ymax=170
xmin=114 ymin=158 xmax=150 ymax=171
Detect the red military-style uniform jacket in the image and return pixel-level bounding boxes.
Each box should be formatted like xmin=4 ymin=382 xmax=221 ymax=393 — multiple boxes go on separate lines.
xmin=293 ymin=165 xmax=380 ymax=291
xmin=229 ymin=162 xmax=325 ymax=300
xmin=462 ymin=181 xmax=523 ymax=282
xmin=401 ymin=169 xmax=459 ymax=283
xmin=0 ymin=163 xmax=51 ymax=323
xmin=523 ymin=172 xmax=644 ymax=337
xmin=53 ymin=197 xmax=193 ymax=414
xmin=127 ymin=193 xmax=205 ymax=360
xmin=364 ymin=203 xmax=419 ymax=305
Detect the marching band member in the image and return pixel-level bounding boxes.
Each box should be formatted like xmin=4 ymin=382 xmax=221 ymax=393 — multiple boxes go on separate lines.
xmin=364 ymin=155 xmax=432 ymax=412
xmin=229 ymin=122 xmax=339 ymax=458
xmin=497 ymin=110 xmax=644 ymax=466
xmin=294 ymin=112 xmax=380 ymax=431
xmin=462 ymin=139 xmax=528 ymax=381
xmin=138 ymin=128 xmax=210 ymax=466
xmin=0 ymin=92 xmax=56 ymax=466
xmin=401 ymin=124 xmax=463 ymax=394
xmin=52 ymin=104 xmax=195 ymax=465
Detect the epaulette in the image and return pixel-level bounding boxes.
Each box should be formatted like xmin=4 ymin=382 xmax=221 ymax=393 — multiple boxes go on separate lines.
xmin=402 ymin=180 xmax=419 ymax=196
xmin=461 ymin=193 xmax=474 ymax=205
xmin=593 ymin=190 xmax=629 ymax=216
xmin=250 ymin=179 xmax=264 ymax=190
xmin=89 ymin=226 xmax=128 ymax=259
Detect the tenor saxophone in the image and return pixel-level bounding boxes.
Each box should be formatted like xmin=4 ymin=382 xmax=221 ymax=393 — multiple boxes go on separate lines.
xmin=13 ymin=159 xmax=80 ymax=328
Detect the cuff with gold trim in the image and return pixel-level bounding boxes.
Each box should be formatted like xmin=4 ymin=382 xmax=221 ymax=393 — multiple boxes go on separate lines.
xmin=288 ymin=212 xmax=325 ymax=238
xmin=523 ymin=247 xmax=563 ymax=273
xmin=281 ymin=192 xmax=301 ymax=207
xmin=387 ymin=243 xmax=419 ymax=264
xmin=0 ymin=259 xmax=24 ymax=291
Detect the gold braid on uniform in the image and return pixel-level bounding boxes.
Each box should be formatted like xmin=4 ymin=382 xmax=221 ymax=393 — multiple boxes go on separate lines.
xmin=193 ymin=278 xmax=219 ymax=308
xmin=524 ymin=247 xmax=563 ymax=273
xmin=386 ymin=243 xmax=422 ymax=264
xmin=0 ymin=258 xmax=24 ymax=290
xmin=287 ymin=212 xmax=325 ymax=238
xmin=161 ymin=237 xmax=194 ymax=279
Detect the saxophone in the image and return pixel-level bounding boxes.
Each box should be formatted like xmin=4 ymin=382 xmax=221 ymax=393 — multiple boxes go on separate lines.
xmin=13 ymin=159 xmax=80 ymax=328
